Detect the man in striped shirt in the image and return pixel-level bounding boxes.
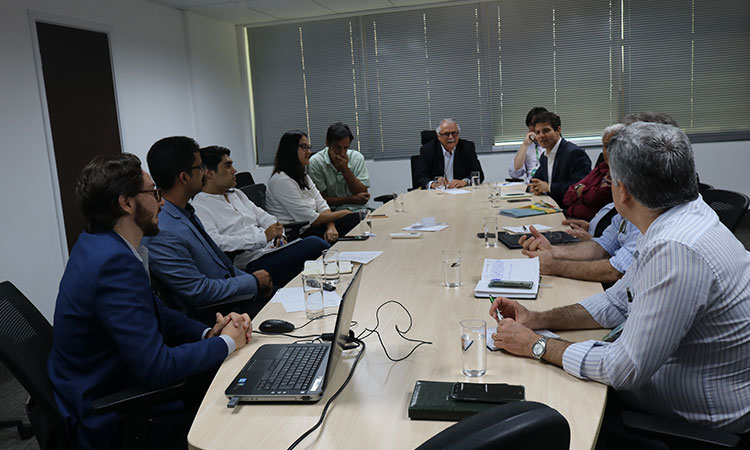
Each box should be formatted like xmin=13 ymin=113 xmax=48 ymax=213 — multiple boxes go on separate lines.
xmin=490 ymin=122 xmax=750 ymax=437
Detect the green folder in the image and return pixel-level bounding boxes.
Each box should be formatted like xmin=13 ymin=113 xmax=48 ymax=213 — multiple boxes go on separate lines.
xmin=408 ymin=380 xmax=499 ymax=421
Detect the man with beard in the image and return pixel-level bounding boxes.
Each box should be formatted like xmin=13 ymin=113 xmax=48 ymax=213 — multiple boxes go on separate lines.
xmin=143 ymin=137 xmax=272 ymax=320
xmin=414 ymin=118 xmax=484 ymax=189
xmin=48 ymin=153 xmax=252 ymax=450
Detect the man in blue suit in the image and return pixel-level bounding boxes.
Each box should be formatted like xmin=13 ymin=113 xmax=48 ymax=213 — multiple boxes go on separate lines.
xmin=48 ymin=153 xmax=252 ymax=450
xmin=528 ymin=111 xmax=591 ymax=207
xmin=143 ymin=136 xmax=272 ymax=319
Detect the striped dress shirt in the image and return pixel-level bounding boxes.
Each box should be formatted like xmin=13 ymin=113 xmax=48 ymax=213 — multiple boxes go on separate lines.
xmin=592 ymin=212 xmax=641 ymax=274
xmin=563 ymin=198 xmax=750 ymax=433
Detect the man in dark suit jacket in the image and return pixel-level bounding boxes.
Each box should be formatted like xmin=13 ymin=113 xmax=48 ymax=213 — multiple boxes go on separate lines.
xmin=528 ymin=111 xmax=591 ymax=207
xmin=143 ymin=136 xmax=273 ymax=320
xmin=48 ymin=154 xmax=251 ymax=450
xmin=415 ymin=118 xmax=484 ymax=189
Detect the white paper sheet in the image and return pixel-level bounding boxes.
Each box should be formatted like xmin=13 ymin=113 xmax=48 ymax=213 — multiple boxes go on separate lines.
xmin=402 ymin=223 xmax=450 ymax=232
xmin=444 ymin=188 xmax=471 ymax=195
xmin=338 ymin=251 xmax=383 ymax=264
xmin=269 ymin=287 xmax=343 ymax=313
xmin=503 ymin=224 xmax=552 ymax=234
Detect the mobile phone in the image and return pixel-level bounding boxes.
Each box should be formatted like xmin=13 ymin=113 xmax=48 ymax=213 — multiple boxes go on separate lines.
xmin=488 ymin=279 xmax=534 ymax=289
xmin=476 ymin=232 xmax=497 ymax=239
xmin=507 ymin=198 xmax=531 ymax=203
xmin=450 ymin=382 xmax=525 ymax=404
xmin=337 ymin=235 xmax=369 ymax=241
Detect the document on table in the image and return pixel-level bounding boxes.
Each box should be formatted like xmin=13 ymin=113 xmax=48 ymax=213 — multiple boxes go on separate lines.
xmin=403 ymin=223 xmax=450 ymax=232
xmin=258 ymin=238 xmax=302 ymax=256
xmin=486 ymin=328 xmax=559 ymax=351
xmin=444 ymin=188 xmax=471 ymax=195
xmin=503 ymin=224 xmax=552 ymax=234
xmin=338 ymin=251 xmax=383 ymax=264
xmin=473 ymin=258 xmax=540 ymax=299
xmin=270 ymin=287 xmax=343 ymax=313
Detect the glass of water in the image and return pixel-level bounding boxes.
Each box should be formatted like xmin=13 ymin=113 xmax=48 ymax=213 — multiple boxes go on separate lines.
xmin=393 ymin=192 xmax=406 ymax=212
xmin=483 ymin=216 xmax=498 ymax=247
xmin=489 ymin=183 xmax=501 ymax=208
xmin=443 ymin=250 xmax=461 ymax=287
xmin=359 ymin=210 xmax=372 ymax=236
xmin=471 ymin=171 xmax=481 ymax=189
xmin=433 ymin=177 xmax=445 ymax=195
xmin=321 ymin=249 xmax=340 ymax=284
xmin=302 ymin=273 xmax=324 ymax=320
xmin=460 ymin=319 xmax=487 ymax=377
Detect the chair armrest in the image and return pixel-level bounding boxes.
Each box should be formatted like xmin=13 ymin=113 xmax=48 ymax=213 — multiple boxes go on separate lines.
xmin=621 ymin=411 xmax=743 ymax=448
xmin=373 ymin=194 xmax=395 ymax=203
xmin=195 ymin=294 xmax=255 ymax=312
xmin=91 ymin=380 xmax=187 ymax=414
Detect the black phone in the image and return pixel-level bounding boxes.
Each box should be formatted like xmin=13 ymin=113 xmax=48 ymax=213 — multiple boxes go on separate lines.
xmin=337 ymin=235 xmax=369 ymax=241
xmin=450 ymin=382 xmax=525 ymax=404
xmin=476 ymin=232 xmax=497 ymax=239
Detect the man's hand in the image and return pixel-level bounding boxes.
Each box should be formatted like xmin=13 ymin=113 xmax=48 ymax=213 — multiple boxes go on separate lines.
xmin=492 ymin=319 xmax=539 ymax=358
xmin=561 ymin=218 xmax=590 ymax=232
xmin=350 ymin=191 xmax=371 ymax=204
xmin=431 ymin=177 xmax=447 ymax=189
xmin=528 ymin=178 xmax=550 ymax=195
xmin=447 ymin=179 xmax=468 ymax=189
xmin=489 ymin=295 xmax=538 ymax=328
xmin=518 ymin=225 xmax=552 ymax=252
xmin=220 ymin=317 xmax=249 ymax=350
xmin=330 ymin=151 xmax=350 ymax=172
xmin=324 ymin=223 xmax=338 ymax=243
xmin=521 ymin=248 xmax=557 ymax=275
xmin=574 ymin=183 xmax=586 ymax=198
xmin=207 ymin=312 xmax=231 ymax=338
xmin=264 ymin=222 xmax=284 ymax=243
xmin=523 ymin=131 xmax=536 ymax=145
xmin=252 ymin=270 xmax=273 ymax=294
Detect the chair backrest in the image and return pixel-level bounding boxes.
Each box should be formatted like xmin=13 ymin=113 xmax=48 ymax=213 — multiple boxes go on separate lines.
xmin=240 ymin=183 xmax=267 ymax=210
xmin=410 ymin=155 xmax=421 ymax=190
xmin=702 ymin=188 xmax=750 ymax=232
xmin=235 ymin=171 xmax=255 ymax=188
xmin=0 ymin=281 xmax=68 ymax=450
xmin=698 ymin=182 xmax=714 ymax=195
xmin=421 ymin=129 xmax=436 ymax=145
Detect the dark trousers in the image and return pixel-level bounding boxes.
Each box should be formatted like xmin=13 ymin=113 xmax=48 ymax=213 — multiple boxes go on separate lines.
xmin=302 ymin=213 xmax=360 ymax=241
xmin=245 ymin=236 xmax=329 ymax=289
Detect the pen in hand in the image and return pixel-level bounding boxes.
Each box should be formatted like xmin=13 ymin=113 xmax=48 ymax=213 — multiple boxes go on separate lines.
xmin=489 ymin=294 xmax=503 ymax=321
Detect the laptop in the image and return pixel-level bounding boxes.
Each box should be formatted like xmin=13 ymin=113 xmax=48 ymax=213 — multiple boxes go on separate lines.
xmin=225 ymin=265 xmax=363 ymax=403
xmin=496 ymin=231 xmax=580 ymax=249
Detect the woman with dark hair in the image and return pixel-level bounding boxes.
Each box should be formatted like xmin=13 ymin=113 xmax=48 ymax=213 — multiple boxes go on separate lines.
xmin=266 ymin=130 xmax=357 ymax=243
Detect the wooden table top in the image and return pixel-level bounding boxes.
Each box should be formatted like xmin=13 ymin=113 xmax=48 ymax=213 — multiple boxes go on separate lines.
xmin=188 ymin=187 xmax=607 ymax=450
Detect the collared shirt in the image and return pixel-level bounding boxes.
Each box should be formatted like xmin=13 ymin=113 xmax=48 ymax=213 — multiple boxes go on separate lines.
xmin=545 ymin=137 xmax=562 ymax=182
xmin=192 ymin=190 xmax=278 ymax=269
xmin=508 ymin=142 xmax=543 ymax=182
xmin=442 ymin=145 xmax=455 ymax=182
xmin=265 ymin=172 xmax=330 ymax=230
xmin=592 ymin=213 xmax=641 ymax=274
xmin=563 ymin=198 xmax=750 ymax=433
xmin=308 ymin=147 xmax=370 ymax=212
xmin=113 ymin=231 xmax=234 ymax=355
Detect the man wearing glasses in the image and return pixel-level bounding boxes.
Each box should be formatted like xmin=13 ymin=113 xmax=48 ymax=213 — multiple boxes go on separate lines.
xmin=414 ymin=118 xmax=484 ymax=189
xmin=143 ymin=136 xmax=272 ymax=321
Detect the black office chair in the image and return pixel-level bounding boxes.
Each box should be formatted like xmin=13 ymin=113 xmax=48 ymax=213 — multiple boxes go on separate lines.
xmin=699 ymin=182 xmax=714 ymax=195
xmin=234 ymin=171 xmax=255 ymax=188
xmin=421 ymin=129 xmax=436 ymax=145
xmin=416 ymin=401 xmax=570 ymax=450
xmin=702 ymin=189 xmax=750 ymax=232
xmin=410 ymin=155 xmax=421 ymax=190
xmin=239 ymin=183 xmax=308 ymax=240
xmin=0 ymin=281 xmax=189 ymax=450
xmin=621 ymin=410 xmax=748 ymax=450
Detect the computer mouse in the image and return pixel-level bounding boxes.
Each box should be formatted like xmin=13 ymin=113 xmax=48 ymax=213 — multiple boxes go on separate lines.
xmin=258 ymin=319 xmax=295 ymax=334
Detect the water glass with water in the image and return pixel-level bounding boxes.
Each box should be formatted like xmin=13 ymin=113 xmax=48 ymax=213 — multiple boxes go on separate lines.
xmin=471 ymin=171 xmax=481 ymax=189
xmin=489 ymin=183 xmax=501 ymax=208
xmin=393 ymin=192 xmax=406 ymax=212
xmin=359 ymin=210 xmax=372 ymax=235
xmin=321 ymin=249 xmax=340 ymax=284
xmin=433 ymin=177 xmax=445 ymax=195
xmin=483 ymin=216 xmax=498 ymax=247
xmin=443 ymin=250 xmax=461 ymax=287
xmin=460 ymin=319 xmax=487 ymax=377
xmin=302 ymin=273 xmax=324 ymax=320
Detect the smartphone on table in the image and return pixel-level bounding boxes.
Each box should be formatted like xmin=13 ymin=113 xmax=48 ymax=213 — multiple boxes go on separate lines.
xmin=450 ymin=382 xmax=525 ymax=404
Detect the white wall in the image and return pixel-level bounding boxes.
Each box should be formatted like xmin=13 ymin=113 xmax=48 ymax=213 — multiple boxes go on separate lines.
xmin=0 ymin=0 xmax=248 ymax=321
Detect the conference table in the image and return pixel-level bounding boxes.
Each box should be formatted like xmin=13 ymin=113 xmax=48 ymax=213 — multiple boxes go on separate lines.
xmin=188 ymin=187 xmax=608 ymax=450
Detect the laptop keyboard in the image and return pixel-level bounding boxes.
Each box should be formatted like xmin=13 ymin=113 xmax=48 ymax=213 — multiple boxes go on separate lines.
xmin=257 ymin=345 xmax=328 ymax=392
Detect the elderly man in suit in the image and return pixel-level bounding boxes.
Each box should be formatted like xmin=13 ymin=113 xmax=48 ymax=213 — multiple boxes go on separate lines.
xmin=527 ymin=111 xmax=591 ymax=207
xmin=143 ymin=136 xmax=272 ymax=320
xmin=48 ymin=153 xmax=251 ymax=450
xmin=415 ymin=118 xmax=484 ymax=189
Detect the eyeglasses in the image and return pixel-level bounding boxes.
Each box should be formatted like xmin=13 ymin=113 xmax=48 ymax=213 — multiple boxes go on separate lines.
xmin=438 ymin=131 xmax=459 ymax=138
xmin=139 ymin=188 xmax=162 ymax=202
xmin=298 ymin=143 xmax=312 ymax=151
xmin=190 ymin=163 xmax=207 ymax=172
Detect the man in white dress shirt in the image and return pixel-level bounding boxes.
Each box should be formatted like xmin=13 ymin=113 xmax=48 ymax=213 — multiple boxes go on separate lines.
xmin=192 ymin=146 xmax=329 ymax=288
xmin=490 ymin=122 xmax=750 ymax=441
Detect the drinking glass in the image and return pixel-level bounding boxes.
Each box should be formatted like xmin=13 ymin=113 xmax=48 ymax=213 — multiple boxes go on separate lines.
xmin=443 ymin=250 xmax=461 ymax=287
xmin=471 ymin=171 xmax=481 ymax=189
xmin=433 ymin=177 xmax=445 ymax=195
xmin=483 ymin=216 xmax=498 ymax=247
xmin=321 ymin=249 xmax=340 ymax=284
xmin=302 ymin=274 xmax=324 ymax=320
xmin=359 ymin=210 xmax=372 ymax=236
xmin=393 ymin=192 xmax=406 ymax=212
xmin=460 ymin=319 xmax=487 ymax=377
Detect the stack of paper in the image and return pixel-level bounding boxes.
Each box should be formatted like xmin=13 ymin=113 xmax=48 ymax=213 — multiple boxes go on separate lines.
xmin=473 ymin=258 xmax=540 ymax=299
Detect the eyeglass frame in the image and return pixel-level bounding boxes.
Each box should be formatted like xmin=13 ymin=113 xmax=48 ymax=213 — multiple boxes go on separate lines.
xmin=438 ymin=131 xmax=459 ymax=138
xmin=139 ymin=188 xmax=163 ymax=202
xmin=298 ymin=143 xmax=312 ymax=151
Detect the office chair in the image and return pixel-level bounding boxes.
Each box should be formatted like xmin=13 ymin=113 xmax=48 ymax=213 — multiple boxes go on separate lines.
xmin=0 ymin=281 xmax=190 ymax=450
xmin=421 ymin=129 xmax=436 ymax=145
xmin=416 ymin=401 xmax=570 ymax=450
xmin=702 ymin=189 xmax=750 ymax=232
xmin=234 ymin=171 xmax=255 ymax=188
xmin=620 ymin=410 xmax=747 ymax=449
xmin=699 ymin=182 xmax=714 ymax=195
xmin=410 ymin=155 xmax=421 ymax=190
xmin=239 ymin=183 xmax=308 ymax=240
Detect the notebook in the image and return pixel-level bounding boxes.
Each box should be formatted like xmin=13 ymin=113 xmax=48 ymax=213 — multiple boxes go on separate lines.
xmin=473 ymin=258 xmax=540 ymax=299
xmin=225 ymin=265 xmax=363 ymax=403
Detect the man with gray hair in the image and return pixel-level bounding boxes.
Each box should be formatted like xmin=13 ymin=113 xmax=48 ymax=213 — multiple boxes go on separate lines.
xmin=490 ymin=122 xmax=750 ymax=441
xmin=414 ymin=118 xmax=484 ymax=189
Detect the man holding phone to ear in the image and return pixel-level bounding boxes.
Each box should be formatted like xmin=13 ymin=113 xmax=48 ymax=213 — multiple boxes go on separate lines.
xmin=508 ymin=106 xmax=547 ymax=182
xmin=490 ymin=123 xmax=750 ymax=442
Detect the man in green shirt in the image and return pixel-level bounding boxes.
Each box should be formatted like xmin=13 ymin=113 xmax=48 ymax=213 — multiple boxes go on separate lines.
xmin=308 ymin=122 xmax=371 ymax=212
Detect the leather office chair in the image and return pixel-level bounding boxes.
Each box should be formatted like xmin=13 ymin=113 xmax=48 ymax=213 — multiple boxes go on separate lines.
xmin=620 ymin=410 xmax=748 ymax=449
xmin=702 ymin=188 xmax=750 ymax=232
xmin=239 ymin=183 xmax=308 ymax=240
xmin=699 ymin=182 xmax=714 ymax=195
xmin=410 ymin=155 xmax=421 ymax=190
xmin=416 ymin=401 xmax=570 ymax=450
xmin=421 ymin=129 xmax=436 ymax=145
xmin=234 ymin=171 xmax=255 ymax=188
xmin=0 ymin=281 xmax=189 ymax=450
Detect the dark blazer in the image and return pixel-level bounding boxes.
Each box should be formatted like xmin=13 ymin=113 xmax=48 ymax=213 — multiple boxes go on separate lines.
xmin=415 ymin=138 xmax=484 ymax=189
xmin=47 ymin=230 xmax=228 ymax=450
xmin=534 ymin=137 xmax=592 ymax=207
xmin=143 ymin=200 xmax=258 ymax=309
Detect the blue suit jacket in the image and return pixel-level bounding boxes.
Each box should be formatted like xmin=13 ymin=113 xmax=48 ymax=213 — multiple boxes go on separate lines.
xmin=534 ymin=137 xmax=591 ymax=207
xmin=47 ymin=231 xmax=228 ymax=449
xmin=143 ymin=200 xmax=258 ymax=309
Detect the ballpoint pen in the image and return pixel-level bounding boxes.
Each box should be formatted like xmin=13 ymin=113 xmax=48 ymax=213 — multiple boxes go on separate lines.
xmin=488 ymin=294 xmax=503 ymax=320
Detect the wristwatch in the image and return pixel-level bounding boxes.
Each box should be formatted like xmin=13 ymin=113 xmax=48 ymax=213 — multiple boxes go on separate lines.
xmin=531 ymin=336 xmax=550 ymax=360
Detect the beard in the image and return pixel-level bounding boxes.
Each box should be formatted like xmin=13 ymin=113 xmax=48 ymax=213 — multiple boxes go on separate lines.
xmin=135 ymin=201 xmax=160 ymax=236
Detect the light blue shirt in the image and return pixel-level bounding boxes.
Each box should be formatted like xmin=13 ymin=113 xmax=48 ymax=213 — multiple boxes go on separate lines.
xmin=563 ymin=198 xmax=750 ymax=433
xmin=592 ymin=212 xmax=641 ymax=274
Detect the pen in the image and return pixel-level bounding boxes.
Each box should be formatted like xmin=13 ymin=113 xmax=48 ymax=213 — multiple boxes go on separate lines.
xmin=626 ymin=287 xmax=633 ymax=303
xmin=489 ymin=294 xmax=503 ymax=320
xmin=370 ymin=214 xmax=388 ymax=217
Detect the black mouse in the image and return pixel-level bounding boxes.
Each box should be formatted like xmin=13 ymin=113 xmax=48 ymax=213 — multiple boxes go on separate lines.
xmin=259 ymin=319 xmax=295 ymax=334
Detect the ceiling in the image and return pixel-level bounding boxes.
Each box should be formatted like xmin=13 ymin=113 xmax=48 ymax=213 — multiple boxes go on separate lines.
xmin=148 ymin=0 xmax=456 ymax=26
